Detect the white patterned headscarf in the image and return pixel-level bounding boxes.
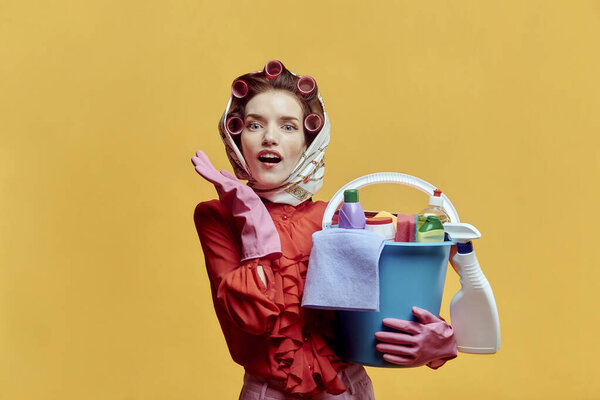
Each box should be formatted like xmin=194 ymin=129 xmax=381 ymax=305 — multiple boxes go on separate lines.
xmin=218 ymin=66 xmax=330 ymax=206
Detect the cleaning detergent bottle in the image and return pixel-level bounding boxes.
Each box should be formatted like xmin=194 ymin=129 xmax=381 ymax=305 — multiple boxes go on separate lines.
xmin=444 ymin=223 xmax=501 ymax=354
xmin=338 ymin=189 xmax=366 ymax=229
xmin=418 ymin=189 xmax=450 ymax=229
xmin=416 ymin=216 xmax=445 ymax=242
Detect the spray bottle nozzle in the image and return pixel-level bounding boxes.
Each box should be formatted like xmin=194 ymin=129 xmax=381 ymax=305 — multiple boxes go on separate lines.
xmin=443 ymin=222 xmax=481 ymax=242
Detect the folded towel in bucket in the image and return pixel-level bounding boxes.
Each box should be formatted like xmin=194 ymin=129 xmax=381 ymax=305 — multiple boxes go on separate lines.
xmin=302 ymin=228 xmax=385 ymax=312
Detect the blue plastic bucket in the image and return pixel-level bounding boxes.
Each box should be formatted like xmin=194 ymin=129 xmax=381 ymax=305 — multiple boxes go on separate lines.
xmin=321 ymin=172 xmax=461 ymax=367
xmin=336 ymin=241 xmax=452 ymax=367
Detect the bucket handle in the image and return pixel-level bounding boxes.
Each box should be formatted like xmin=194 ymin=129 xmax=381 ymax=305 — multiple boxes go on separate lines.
xmin=322 ymin=172 xmax=460 ymax=229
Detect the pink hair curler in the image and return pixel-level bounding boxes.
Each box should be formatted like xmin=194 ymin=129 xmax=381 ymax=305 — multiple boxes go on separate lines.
xmin=264 ymin=60 xmax=283 ymax=80
xmin=304 ymin=113 xmax=323 ymax=133
xmin=226 ymin=116 xmax=244 ymax=135
xmin=231 ymin=79 xmax=249 ymax=98
xmin=297 ymin=76 xmax=316 ymax=96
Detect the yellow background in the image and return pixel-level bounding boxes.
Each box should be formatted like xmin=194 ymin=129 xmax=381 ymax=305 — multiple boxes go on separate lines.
xmin=2 ymin=1 xmax=599 ymax=399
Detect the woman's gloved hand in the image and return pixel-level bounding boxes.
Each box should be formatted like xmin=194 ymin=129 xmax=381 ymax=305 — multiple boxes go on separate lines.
xmin=192 ymin=150 xmax=282 ymax=261
xmin=374 ymin=306 xmax=457 ymax=369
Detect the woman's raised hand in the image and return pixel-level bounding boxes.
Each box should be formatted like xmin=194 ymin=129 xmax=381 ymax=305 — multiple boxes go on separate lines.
xmin=192 ymin=150 xmax=282 ymax=261
xmin=374 ymin=306 xmax=457 ymax=369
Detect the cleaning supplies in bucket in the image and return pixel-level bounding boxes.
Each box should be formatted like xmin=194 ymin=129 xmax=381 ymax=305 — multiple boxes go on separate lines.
xmin=311 ymin=182 xmax=454 ymax=366
xmin=315 ymin=172 xmax=501 ymax=365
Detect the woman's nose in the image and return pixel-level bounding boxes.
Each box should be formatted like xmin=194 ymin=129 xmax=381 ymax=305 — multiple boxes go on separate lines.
xmin=262 ymin=126 xmax=279 ymax=145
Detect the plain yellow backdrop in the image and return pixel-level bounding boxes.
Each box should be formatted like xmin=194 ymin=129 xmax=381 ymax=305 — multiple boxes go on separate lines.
xmin=1 ymin=1 xmax=599 ymax=399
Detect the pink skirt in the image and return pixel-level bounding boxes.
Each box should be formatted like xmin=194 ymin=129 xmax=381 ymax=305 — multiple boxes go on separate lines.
xmin=239 ymin=364 xmax=375 ymax=400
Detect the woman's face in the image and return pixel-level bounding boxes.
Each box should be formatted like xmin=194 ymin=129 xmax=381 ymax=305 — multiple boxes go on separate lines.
xmin=241 ymin=90 xmax=307 ymax=189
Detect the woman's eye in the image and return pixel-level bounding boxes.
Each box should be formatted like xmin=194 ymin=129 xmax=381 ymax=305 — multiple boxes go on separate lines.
xmin=247 ymin=122 xmax=261 ymax=130
xmin=283 ymin=124 xmax=297 ymax=132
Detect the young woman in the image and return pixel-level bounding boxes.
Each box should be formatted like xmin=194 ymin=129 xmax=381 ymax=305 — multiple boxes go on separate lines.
xmin=192 ymin=61 xmax=457 ymax=399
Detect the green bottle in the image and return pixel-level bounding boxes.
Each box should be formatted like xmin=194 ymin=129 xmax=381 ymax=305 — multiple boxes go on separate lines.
xmin=416 ymin=216 xmax=445 ymax=242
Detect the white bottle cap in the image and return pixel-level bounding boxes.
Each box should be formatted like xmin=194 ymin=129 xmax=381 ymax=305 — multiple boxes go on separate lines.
xmin=429 ymin=189 xmax=444 ymax=207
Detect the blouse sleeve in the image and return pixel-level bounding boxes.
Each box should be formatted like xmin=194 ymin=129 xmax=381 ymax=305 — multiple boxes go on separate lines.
xmin=194 ymin=201 xmax=281 ymax=335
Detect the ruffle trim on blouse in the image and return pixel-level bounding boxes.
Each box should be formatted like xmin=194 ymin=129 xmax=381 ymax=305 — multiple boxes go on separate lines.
xmin=268 ymin=255 xmax=347 ymax=396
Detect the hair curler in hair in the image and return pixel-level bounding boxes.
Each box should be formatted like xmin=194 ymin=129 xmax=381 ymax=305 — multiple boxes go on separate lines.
xmin=297 ymin=76 xmax=316 ymax=96
xmin=225 ymin=116 xmax=244 ymax=135
xmin=264 ymin=60 xmax=283 ymax=80
xmin=304 ymin=113 xmax=323 ymax=133
xmin=231 ymin=79 xmax=249 ymax=98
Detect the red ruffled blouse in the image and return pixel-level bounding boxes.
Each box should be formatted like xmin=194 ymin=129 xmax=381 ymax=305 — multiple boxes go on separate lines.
xmin=194 ymin=198 xmax=349 ymax=397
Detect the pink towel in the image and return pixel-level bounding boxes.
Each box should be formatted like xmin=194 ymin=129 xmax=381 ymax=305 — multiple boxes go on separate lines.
xmin=395 ymin=214 xmax=416 ymax=242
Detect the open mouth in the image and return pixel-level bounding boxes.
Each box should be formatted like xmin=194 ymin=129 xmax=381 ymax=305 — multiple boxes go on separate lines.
xmin=258 ymin=151 xmax=282 ymax=164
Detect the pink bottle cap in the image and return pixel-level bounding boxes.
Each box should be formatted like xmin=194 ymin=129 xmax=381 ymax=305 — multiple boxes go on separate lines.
xmin=231 ymin=80 xmax=249 ymax=98
xmin=297 ymin=76 xmax=316 ymax=96
xmin=225 ymin=116 xmax=244 ymax=135
xmin=304 ymin=113 xmax=323 ymax=133
xmin=264 ymin=60 xmax=283 ymax=80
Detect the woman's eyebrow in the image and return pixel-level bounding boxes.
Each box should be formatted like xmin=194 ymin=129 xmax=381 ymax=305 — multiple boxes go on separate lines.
xmin=246 ymin=114 xmax=300 ymax=123
xmin=279 ymin=115 xmax=300 ymax=123
xmin=246 ymin=113 xmax=266 ymax=121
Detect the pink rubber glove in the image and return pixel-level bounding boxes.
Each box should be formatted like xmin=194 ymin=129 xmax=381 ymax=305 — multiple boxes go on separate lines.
xmin=191 ymin=150 xmax=282 ymax=261
xmin=375 ymin=306 xmax=457 ymax=369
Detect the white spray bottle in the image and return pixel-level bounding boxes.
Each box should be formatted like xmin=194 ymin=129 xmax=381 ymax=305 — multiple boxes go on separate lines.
xmin=443 ymin=223 xmax=501 ymax=354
